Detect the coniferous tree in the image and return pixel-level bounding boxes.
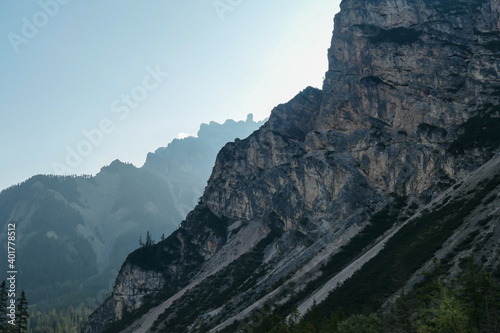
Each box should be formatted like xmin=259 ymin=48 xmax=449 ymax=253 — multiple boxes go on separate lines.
xmin=16 ymin=291 xmax=29 ymax=333
xmin=0 ymin=281 xmax=8 ymax=329
xmin=145 ymin=231 xmax=154 ymax=247
xmin=458 ymin=257 xmax=500 ymax=332
xmin=336 ymin=313 xmax=384 ymax=333
xmin=268 ymin=312 xmax=289 ymax=333
xmin=430 ymin=288 xmax=468 ymax=333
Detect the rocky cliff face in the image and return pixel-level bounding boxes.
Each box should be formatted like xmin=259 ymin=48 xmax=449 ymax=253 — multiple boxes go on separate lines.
xmin=84 ymin=0 xmax=500 ymax=332
xmin=319 ymin=0 xmax=500 ymax=194
xmin=204 ymin=87 xmax=379 ymax=228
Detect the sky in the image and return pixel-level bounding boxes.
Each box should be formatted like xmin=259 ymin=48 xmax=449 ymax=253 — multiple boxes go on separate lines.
xmin=0 ymin=0 xmax=342 ymax=192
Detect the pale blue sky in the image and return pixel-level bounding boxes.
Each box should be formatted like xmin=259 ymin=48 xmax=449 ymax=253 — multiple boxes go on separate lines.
xmin=0 ymin=0 xmax=341 ymax=191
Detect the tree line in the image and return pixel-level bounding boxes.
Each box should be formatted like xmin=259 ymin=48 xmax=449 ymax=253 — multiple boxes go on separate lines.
xmin=0 ymin=281 xmax=29 ymax=333
xmin=138 ymin=230 xmax=165 ymax=248
xmin=1 ymin=281 xmax=93 ymax=333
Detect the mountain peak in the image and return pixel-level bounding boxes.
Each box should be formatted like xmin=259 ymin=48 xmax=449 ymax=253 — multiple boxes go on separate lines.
xmin=99 ymin=159 xmax=136 ymax=173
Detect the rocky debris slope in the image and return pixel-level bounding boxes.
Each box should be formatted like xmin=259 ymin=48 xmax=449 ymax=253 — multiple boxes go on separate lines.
xmin=295 ymin=152 xmax=500 ymax=318
xmin=84 ymin=0 xmax=500 ymax=332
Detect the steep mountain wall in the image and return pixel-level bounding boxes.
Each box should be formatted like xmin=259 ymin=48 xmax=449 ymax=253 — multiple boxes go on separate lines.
xmin=318 ymin=0 xmax=500 ymax=194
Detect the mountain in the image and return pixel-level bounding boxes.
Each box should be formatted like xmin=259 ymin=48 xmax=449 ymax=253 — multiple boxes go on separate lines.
xmin=0 ymin=115 xmax=263 ymax=312
xmin=84 ymin=0 xmax=500 ymax=332
xmin=143 ymin=114 xmax=263 ymax=219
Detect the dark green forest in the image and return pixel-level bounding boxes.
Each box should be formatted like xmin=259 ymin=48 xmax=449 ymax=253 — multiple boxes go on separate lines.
xmin=0 ymin=282 xmax=92 ymax=333
xmin=226 ymin=258 xmax=500 ymax=333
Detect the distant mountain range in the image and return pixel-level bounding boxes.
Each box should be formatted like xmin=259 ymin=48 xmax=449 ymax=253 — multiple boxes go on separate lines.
xmin=0 ymin=114 xmax=264 ymax=311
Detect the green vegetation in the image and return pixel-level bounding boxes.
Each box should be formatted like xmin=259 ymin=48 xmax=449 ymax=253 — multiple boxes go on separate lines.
xmin=234 ymin=173 xmax=499 ymax=332
xmin=454 ymin=230 xmax=481 ymax=252
xmin=361 ymin=75 xmax=391 ymax=87
xmin=11 ymin=195 xmax=99 ymax=311
xmin=150 ymin=229 xmax=282 ymax=332
xmin=0 ymin=175 xmax=80 ymax=215
xmin=237 ymin=259 xmax=500 ymax=333
xmin=423 ymin=0 xmax=488 ymax=15
xmin=0 ymin=281 xmax=9 ymax=330
xmin=478 ymin=215 xmax=493 ymax=227
xmin=368 ymin=27 xmax=422 ymax=45
xmin=3 ymin=287 xmax=91 ymax=333
xmin=277 ymin=195 xmax=408 ymax=318
xmin=27 ymin=306 xmax=93 ymax=333
xmin=16 ymin=291 xmax=29 ymax=332
xmin=127 ymin=206 xmax=225 ymax=272
xmin=306 ymin=173 xmax=499 ymax=319
xmin=138 ymin=231 xmax=156 ymax=248
xmin=484 ymin=40 xmax=500 ymax=52
xmin=417 ymin=123 xmax=448 ymax=136
xmin=102 ymin=206 xmax=231 ymax=333
xmin=449 ymin=106 xmax=500 ymax=155
xmin=0 ymin=286 xmax=30 ymax=333
xmin=0 ymin=168 xmax=183 ymax=313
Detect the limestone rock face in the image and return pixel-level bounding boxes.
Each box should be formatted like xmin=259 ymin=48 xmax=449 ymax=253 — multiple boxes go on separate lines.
xmin=114 ymin=263 xmax=166 ymax=314
xmin=84 ymin=1 xmax=500 ymax=332
xmin=202 ymin=0 xmax=500 ymax=227
xmin=83 ymin=262 xmax=166 ymax=333
xmin=322 ymin=0 xmax=500 ymax=130
xmin=203 ymin=87 xmax=377 ymax=229
xmin=318 ymin=0 xmax=500 ymax=195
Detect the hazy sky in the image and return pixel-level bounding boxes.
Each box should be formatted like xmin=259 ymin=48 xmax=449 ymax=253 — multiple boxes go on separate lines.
xmin=0 ymin=0 xmax=341 ymax=192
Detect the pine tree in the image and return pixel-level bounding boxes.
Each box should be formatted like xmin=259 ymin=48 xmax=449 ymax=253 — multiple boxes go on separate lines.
xmin=432 ymin=288 xmax=469 ymax=333
xmin=287 ymin=307 xmax=300 ymax=327
xmin=458 ymin=257 xmax=500 ymax=332
xmin=268 ymin=312 xmax=289 ymax=333
xmin=0 ymin=281 xmax=8 ymax=330
xmin=335 ymin=313 xmax=384 ymax=333
xmin=145 ymin=231 xmax=154 ymax=247
xmin=16 ymin=291 xmax=29 ymax=333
